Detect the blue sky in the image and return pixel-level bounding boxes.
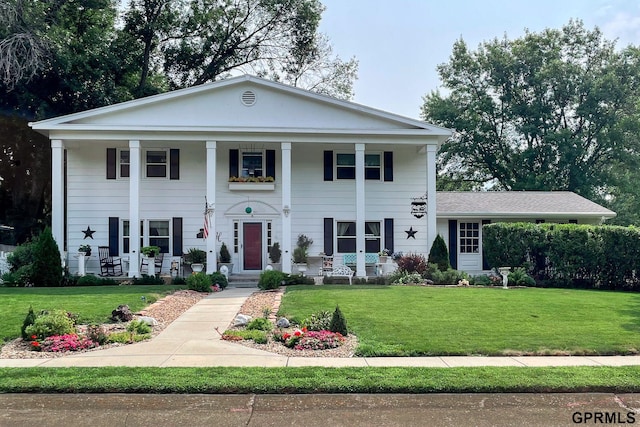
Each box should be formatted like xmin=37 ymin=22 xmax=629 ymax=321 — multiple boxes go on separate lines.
xmin=318 ymin=0 xmax=640 ymax=119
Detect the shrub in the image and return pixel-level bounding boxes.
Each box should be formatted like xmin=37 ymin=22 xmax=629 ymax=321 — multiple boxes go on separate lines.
xmin=40 ymin=334 xmax=97 ymax=352
xmin=172 ymin=276 xmax=186 ymax=285
xmin=219 ymin=243 xmax=231 ymax=263
xmin=508 ymin=267 xmax=536 ymax=286
xmin=302 ymin=310 xmax=332 ymax=331
xmin=258 ymin=270 xmax=285 ymax=290
xmin=428 ymin=234 xmax=451 ymax=271
xmin=223 ymin=329 xmax=268 ymax=344
xmin=86 ymin=324 xmax=109 ymax=345
xmin=31 ymin=227 xmax=63 ymax=287
xmin=132 ymin=275 xmax=165 ymax=286
xmin=25 ymin=310 xmax=75 ymax=340
xmin=208 ymin=272 xmax=228 ymax=289
xmin=107 ymin=331 xmax=150 ymax=344
xmin=269 ymin=242 xmax=281 ymax=263
xmin=430 ymin=268 xmax=469 ymax=285
xmin=470 ymin=275 xmax=492 ymax=286
xmin=294 ymin=330 xmax=345 ymax=350
xmin=395 ymin=253 xmax=428 ymax=274
xmin=246 ymin=317 xmax=273 ymax=331
xmin=389 ymin=271 xmax=424 ymax=285
xmin=329 ymin=305 xmax=348 ymax=336
xmin=186 ymin=272 xmax=211 ymax=292
xmin=21 ymin=306 xmax=37 ymax=340
xmin=282 ymin=274 xmax=315 ymax=285
xmin=127 ymin=320 xmax=152 ymax=335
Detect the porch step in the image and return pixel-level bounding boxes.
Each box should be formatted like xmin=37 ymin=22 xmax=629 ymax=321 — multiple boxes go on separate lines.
xmin=227 ymin=274 xmax=260 ymax=288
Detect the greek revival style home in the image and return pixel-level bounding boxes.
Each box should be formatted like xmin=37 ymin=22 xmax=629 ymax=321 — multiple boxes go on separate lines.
xmin=29 ymin=75 xmax=615 ymax=277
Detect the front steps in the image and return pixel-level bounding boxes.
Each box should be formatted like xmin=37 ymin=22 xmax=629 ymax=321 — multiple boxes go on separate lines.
xmin=227 ymin=274 xmax=260 ymax=288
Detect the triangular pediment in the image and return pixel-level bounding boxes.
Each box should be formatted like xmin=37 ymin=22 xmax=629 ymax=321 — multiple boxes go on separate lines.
xmin=31 ymin=75 xmax=451 ymax=139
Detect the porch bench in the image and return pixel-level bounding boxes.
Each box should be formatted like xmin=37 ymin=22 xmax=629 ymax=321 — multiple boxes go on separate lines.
xmin=325 ymin=264 xmax=355 ymax=285
xmin=342 ymin=253 xmax=379 ymax=275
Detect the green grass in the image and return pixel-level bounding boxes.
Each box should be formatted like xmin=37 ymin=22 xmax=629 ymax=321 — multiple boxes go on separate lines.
xmin=278 ymin=286 xmax=640 ymax=357
xmin=1 ymin=366 xmax=640 ymax=393
xmin=0 ymin=285 xmax=186 ymax=343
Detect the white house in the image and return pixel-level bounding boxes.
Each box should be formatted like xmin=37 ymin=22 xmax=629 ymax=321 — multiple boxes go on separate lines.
xmin=29 ymin=75 xmax=615 ymax=278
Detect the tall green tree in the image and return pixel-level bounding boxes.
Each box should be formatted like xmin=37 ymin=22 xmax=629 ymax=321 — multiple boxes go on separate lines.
xmin=422 ymin=21 xmax=640 ymax=214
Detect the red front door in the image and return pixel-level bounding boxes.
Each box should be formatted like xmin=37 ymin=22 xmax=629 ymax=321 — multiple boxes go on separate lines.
xmin=243 ymin=223 xmax=262 ymax=270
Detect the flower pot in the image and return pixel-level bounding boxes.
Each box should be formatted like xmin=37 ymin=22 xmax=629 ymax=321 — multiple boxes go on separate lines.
xmin=379 ymin=256 xmax=388 ymax=264
xmin=191 ymin=263 xmax=204 ymax=273
xmin=295 ymin=263 xmax=308 ymax=275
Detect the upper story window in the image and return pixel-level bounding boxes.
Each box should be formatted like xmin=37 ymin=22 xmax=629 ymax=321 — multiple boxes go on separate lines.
xmin=336 ymin=154 xmax=355 ymax=179
xmin=242 ymin=151 xmax=263 ymax=177
xmin=119 ymin=150 xmax=130 ymax=178
xmin=146 ymin=150 xmax=167 ymax=178
xmin=365 ymin=154 xmax=381 ymax=180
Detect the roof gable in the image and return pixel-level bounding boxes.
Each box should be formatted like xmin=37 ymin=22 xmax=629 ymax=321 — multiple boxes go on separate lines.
xmin=31 ymin=75 xmax=451 ymax=141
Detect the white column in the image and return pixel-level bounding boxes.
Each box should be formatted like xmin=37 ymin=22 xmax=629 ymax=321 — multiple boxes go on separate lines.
xmin=51 ymin=140 xmax=65 ymax=259
xmin=426 ymin=144 xmax=438 ymax=253
xmin=206 ymin=141 xmax=217 ymax=273
xmin=281 ymin=142 xmax=292 ymax=274
xmin=355 ymin=143 xmax=366 ymax=277
xmin=128 ymin=140 xmax=141 ymax=277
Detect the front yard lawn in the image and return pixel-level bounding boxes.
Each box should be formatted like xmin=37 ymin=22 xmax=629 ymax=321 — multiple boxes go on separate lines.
xmin=0 ymin=285 xmax=186 ymax=343
xmin=278 ymin=286 xmax=640 ymax=357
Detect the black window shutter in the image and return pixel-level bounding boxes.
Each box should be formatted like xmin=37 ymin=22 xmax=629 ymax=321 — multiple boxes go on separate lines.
xmin=229 ymin=149 xmax=239 ymax=178
xmin=108 ymin=217 xmax=119 ymax=256
xmin=383 ymin=152 xmax=394 ymax=182
xmin=384 ymin=218 xmax=394 ymax=253
xmin=170 ymin=149 xmax=180 ymax=180
xmin=173 ymin=217 xmax=182 ymax=256
xmin=266 ymin=149 xmax=276 ymax=179
xmin=106 ymin=148 xmax=116 ymax=180
xmin=481 ymin=219 xmax=491 ymax=270
xmin=324 ymin=218 xmax=334 ymax=256
xmin=323 ymin=150 xmax=333 ymax=181
xmin=173 ymin=217 xmax=183 ymax=256
xmin=448 ymin=220 xmax=457 ymax=269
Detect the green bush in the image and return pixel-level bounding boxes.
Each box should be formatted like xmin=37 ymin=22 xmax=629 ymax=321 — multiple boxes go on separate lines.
xmin=389 ymin=271 xmax=424 ymax=285
xmin=107 ymin=331 xmax=150 ymax=344
xmin=428 ymin=234 xmax=451 ymax=271
xmin=76 ymin=275 xmax=118 ymax=286
xmin=282 ymin=274 xmax=315 ymax=285
xmin=21 ymin=306 xmax=37 ymax=339
xmin=219 ymin=243 xmax=231 ymax=263
xmin=86 ymin=324 xmax=109 ymax=345
xmin=24 ymin=310 xmax=75 ymax=340
xmin=258 ymin=270 xmax=285 ymax=290
xmin=186 ymin=272 xmax=211 ymax=292
xmin=127 ymin=320 xmax=152 ymax=335
xmin=223 ymin=329 xmax=268 ymax=344
xmin=132 ymin=275 xmax=165 ymax=286
xmin=208 ymin=272 xmax=228 ymax=289
xmin=329 ymin=305 xmax=348 ymax=336
xmin=31 ymin=227 xmax=63 ymax=287
xmin=430 ymin=268 xmax=469 ymax=285
xmin=172 ymin=276 xmax=186 ymax=285
xmin=246 ymin=317 xmax=273 ymax=331
xmin=303 ymin=310 xmax=332 ymax=331
xmin=508 ymin=267 xmax=536 ymax=286
xmin=470 ymin=275 xmax=492 ymax=286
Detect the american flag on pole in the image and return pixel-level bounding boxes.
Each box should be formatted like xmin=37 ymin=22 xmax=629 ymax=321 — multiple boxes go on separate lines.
xmin=203 ymin=198 xmax=210 ymax=239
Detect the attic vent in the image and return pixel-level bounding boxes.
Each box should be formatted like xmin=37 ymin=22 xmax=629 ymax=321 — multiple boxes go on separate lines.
xmin=241 ymin=90 xmax=257 ymax=106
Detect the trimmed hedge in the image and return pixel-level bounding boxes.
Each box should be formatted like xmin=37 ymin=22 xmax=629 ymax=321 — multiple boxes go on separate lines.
xmin=483 ymin=223 xmax=640 ymax=290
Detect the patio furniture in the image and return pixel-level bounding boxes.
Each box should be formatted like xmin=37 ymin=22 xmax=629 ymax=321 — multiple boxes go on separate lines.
xmin=98 ymin=246 xmax=123 ymax=276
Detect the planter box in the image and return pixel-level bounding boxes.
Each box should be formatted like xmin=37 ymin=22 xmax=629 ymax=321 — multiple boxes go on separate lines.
xmin=228 ymin=182 xmax=275 ymax=191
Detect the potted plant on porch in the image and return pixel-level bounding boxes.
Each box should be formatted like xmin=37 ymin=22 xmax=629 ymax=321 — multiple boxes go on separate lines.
xmin=184 ymin=248 xmax=207 ymax=273
xmin=269 ymin=242 xmax=282 ymax=271
xmin=78 ymin=244 xmax=92 ymax=257
xmin=218 ymin=242 xmax=233 ymax=273
xmin=292 ymin=234 xmax=313 ymax=275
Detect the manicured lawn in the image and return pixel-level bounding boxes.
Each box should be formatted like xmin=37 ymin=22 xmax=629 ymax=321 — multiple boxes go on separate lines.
xmin=0 ymin=285 xmax=186 ymax=343
xmin=1 ymin=366 xmax=640 ymax=394
xmin=278 ymin=286 xmax=640 ymax=357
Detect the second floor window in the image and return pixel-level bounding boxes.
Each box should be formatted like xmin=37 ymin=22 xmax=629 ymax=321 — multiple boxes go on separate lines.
xmin=146 ymin=150 xmax=167 ymax=178
xmin=242 ymin=151 xmax=263 ymax=177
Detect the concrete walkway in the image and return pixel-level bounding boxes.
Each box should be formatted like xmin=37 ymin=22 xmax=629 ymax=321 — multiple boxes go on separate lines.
xmin=2 ymin=286 xmax=640 ymax=368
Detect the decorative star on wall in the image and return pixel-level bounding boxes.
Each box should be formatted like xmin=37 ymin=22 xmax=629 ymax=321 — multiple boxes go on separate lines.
xmin=82 ymin=226 xmax=95 ymax=239
xmin=405 ymin=227 xmax=417 ymax=239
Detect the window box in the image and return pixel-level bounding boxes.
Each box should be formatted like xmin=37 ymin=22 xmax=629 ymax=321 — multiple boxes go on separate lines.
xmin=229 ymin=182 xmax=275 ymax=191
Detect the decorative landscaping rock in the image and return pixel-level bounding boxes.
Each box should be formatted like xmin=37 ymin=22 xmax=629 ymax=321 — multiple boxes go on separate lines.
xmin=233 ymin=314 xmax=252 ymax=327
xmin=276 ymin=318 xmax=290 ymax=328
xmin=111 ymin=305 xmax=133 ymax=322
xmin=137 ymin=316 xmax=159 ymax=326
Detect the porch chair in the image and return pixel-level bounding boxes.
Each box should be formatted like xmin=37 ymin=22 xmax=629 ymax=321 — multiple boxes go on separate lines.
xmin=141 ymin=252 xmax=164 ymax=274
xmin=98 ymin=246 xmax=123 ymax=276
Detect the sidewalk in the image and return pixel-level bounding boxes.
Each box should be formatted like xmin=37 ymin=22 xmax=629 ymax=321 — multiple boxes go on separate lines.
xmin=1 ymin=286 xmax=640 ymax=368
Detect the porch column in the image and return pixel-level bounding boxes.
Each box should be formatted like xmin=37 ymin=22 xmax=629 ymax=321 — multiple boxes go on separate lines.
xmin=128 ymin=140 xmax=141 ymax=277
xmin=205 ymin=141 xmax=217 ymax=273
xmin=51 ymin=140 xmax=65 ymax=259
xmin=281 ymin=142 xmax=292 ymax=274
xmin=426 ymin=144 xmax=438 ymax=252
xmin=355 ymin=143 xmax=366 ymax=277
